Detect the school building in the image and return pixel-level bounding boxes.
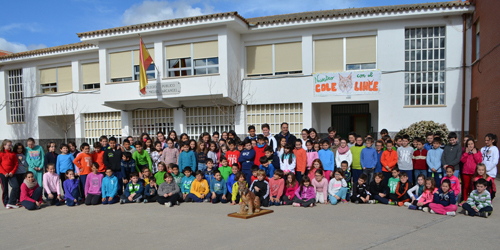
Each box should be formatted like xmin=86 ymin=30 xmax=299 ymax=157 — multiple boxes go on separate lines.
xmin=0 ymin=1 xmax=474 ymax=145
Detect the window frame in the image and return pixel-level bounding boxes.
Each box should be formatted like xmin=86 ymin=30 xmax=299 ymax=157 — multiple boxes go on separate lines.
xmin=246 ymin=43 xmax=303 ymax=77
xmin=404 ymin=26 xmax=446 ymax=107
xmin=6 ymin=69 xmax=25 ymax=123
xmin=165 ymin=42 xmax=219 ymax=78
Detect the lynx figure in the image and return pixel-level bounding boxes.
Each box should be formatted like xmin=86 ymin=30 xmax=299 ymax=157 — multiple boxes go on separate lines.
xmin=238 ymin=181 xmax=261 ymax=215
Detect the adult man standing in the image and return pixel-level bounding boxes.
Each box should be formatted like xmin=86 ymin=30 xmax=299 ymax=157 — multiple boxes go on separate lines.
xmin=262 ymin=123 xmax=277 ymax=152
xmin=274 ymin=122 xmax=297 ymax=147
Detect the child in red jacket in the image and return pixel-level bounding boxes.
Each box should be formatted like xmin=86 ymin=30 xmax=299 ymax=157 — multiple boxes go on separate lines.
xmin=412 ymin=138 xmax=428 ymax=184
xmin=253 ymin=135 xmax=267 ymax=166
xmin=0 ymin=139 xmax=20 ymax=209
xmin=20 ymin=171 xmax=43 ymax=210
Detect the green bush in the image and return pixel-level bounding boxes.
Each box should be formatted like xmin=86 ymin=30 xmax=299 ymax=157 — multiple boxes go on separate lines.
xmin=396 ymin=120 xmax=449 ymax=146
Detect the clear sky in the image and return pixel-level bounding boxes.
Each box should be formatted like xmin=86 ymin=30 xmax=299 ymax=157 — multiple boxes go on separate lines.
xmin=0 ymin=0 xmax=441 ymax=53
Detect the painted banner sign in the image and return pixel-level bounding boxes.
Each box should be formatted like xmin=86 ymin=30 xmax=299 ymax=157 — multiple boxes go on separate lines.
xmin=313 ymin=70 xmax=381 ymax=96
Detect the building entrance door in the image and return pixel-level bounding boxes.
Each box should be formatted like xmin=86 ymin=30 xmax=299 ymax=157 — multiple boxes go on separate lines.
xmin=331 ymin=103 xmax=372 ymax=139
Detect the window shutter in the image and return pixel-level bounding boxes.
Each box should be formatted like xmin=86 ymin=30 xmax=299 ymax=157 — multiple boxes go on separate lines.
xmin=193 ymin=41 xmax=218 ymax=59
xmin=57 ymin=66 xmax=73 ymax=92
xmin=314 ymin=38 xmax=343 ymax=73
xmin=166 ymin=44 xmax=191 ymax=59
xmin=246 ymin=45 xmax=272 ymax=75
xmin=346 ymin=36 xmax=376 ymax=64
xmin=40 ymin=68 xmax=56 ymax=84
xmin=110 ymin=51 xmax=132 ymax=79
xmin=82 ymin=63 xmax=100 ymax=85
xmin=275 ymin=42 xmax=302 ymax=73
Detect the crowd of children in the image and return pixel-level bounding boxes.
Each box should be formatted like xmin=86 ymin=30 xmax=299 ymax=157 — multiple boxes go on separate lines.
xmin=0 ymin=124 xmax=497 ymax=218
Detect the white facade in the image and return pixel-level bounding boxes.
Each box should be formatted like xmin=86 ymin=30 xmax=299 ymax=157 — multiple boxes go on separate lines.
xmin=0 ymin=3 xmax=473 ymax=142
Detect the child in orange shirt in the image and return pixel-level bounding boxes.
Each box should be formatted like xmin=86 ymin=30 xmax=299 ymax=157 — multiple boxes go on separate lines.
xmin=381 ymin=140 xmax=398 ymax=183
xmin=91 ymin=142 xmax=105 ymax=173
xmin=293 ymin=140 xmax=307 ymax=182
xmin=73 ymin=143 xmax=92 ymax=196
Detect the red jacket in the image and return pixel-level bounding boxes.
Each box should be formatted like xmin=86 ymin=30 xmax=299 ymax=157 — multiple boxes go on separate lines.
xmin=460 ymin=151 xmax=482 ymax=175
xmin=20 ymin=182 xmax=42 ymax=203
xmin=293 ymin=148 xmax=307 ymax=173
xmin=92 ymin=150 xmax=106 ymax=172
xmin=253 ymin=144 xmax=267 ymax=166
xmin=412 ymin=149 xmax=428 ymax=170
xmin=226 ymin=150 xmax=240 ymax=169
xmin=0 ymin=150 xmax=19 ymax=175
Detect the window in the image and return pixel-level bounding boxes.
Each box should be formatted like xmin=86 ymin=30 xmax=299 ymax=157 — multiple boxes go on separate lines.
xmin=404 ymin=27 xmax=446 ymax=106
xmin=39 ymin=66 xmax=72 ymax=93
xmin=7 ymin=69 xmax=25 ymax=123
xmin=246 ymin=42 xmax=302 ymax=77
xmin=166 ymin=41 xmax=219 ymax=77
xmin=110 ymin=48 xmax=155 ymax=82
xmin=186 ymin=106 xmax=234 ymax=138
xmin=81 ymin=62 xmax=100 ymax=90
xmin=247 ymin=103 xmax=303 ymax=137
xmin=314 ymin=38 xmax=343 ymax=73
xmin=475 ymin=21 xmax=480 ymax=60
xmin=346 ymin=36 xmax=377 ymax=71
xmin=84 ymin=112 xmax=122 ymax=146
xmin=314 ymin=36 xmax=376 ymax=73
xmin=134 ymin=64 xmax=155 ymax=80
xmin=132 ymin=109 xmax=174 ymax=140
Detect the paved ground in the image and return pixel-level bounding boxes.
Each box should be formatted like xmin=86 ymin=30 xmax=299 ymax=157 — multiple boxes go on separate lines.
xmin=1 ymin=186 xmax=499 ymax=250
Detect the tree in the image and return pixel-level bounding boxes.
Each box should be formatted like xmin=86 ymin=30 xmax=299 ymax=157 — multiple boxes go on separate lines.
xmin=48 ymin=96 xmax=85 ymax=143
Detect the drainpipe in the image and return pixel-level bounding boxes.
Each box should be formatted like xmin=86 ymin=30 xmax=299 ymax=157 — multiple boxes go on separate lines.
xmin=461 ymin=13 xmax=467 ymax=146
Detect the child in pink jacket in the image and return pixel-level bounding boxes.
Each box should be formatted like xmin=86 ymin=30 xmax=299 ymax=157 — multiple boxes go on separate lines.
xmin=306 ymin=141 xmax=319 ymax=174
xmin=409 ymin=177 xmax=437 ymax=211
xmin=292 ymin=176 xmax=316 ymax=207
xmin=269 ymin=169 xmax=285 ymax=206
xmin=84 ymin=163 xmax=104 ymax=206
xmin=441 ymin=166 xmax=460 ymax=200
xmin=283 ymin=173 xmax=299 ymax=205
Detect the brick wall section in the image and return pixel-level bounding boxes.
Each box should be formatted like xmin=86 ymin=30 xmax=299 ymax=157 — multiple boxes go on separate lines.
xmin=470 ymin=0 xmax=500 ymax=147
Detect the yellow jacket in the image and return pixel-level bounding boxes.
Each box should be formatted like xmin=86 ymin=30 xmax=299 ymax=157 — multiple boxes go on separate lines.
xmin=190 ymin=179 xmax=210 ymax=198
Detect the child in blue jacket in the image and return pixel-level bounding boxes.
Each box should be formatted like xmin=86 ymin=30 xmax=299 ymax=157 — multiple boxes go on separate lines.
xmin=179 ymin=142 xmax=197 ymax=172
xmin=238 ymin=139 xmax=256 ymax=184
xmin=101 ymin=168 xmax=119 ymax=204
xmin=120 ymin=172 xmax=144 ymax=204
xmin=181 ymin=167 xmax=195 ymax=202
xmin=426 ymin=138 xmax=444 ymax=188
xmin=318 ymin=140 xmax=335 ymax=179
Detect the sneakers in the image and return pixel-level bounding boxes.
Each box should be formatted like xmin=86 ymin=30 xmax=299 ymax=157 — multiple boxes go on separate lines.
xmin=135 ymin=199 xmax=141 ymax=203
xmin=6 ymin=204 xmax=19 ymax=209
xmin=176 ymin=201 xmax=180 ymax=205
xmin=120 ymin=199 xmax=125 ymax=204
xmin=464 ymin=210 xmax=469 ymax=215
xmin=143 ymin=199 xmax=149 ymax=203
xmin=165 ymin=202 xmax=172 ymax=207
xmin=398 ymin=202 xmax=404 ymax=207
xmin=430 ymin=209 xmax=436 ymax=214
xmin=341 ymin=199 xmax=348 ymax=203
xmin=458 ymin=201 xmax=465 ymax=207
xmin=292 ymin=202 xmax=301 ymax=207
xmin=309 ymin=203 xmax=314 ymax=207
xmin=355 ymin=201 xmax=359 ymax=204
xmin=408 ymin=205 xmax=417 ymax=210
xmin=446 ymin=211 xmax=456 ymax=216
xmin=404 ymin=202 xmax=411 ymax=207
xmin=480 ymin=212 xmax=489 ymax=218
xmin=422 ymin=207 xmax=429 ymax=213
xmin=388 ymin=201 xmax=396 ymax=205
xmin=368 ymin=200 xmax=375 ymax=204
xmin=203 ymin=199 xmax=210 ymax=202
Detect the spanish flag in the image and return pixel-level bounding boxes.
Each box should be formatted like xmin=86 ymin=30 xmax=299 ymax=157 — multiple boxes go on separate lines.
xmin=139 ymin=38 xmax=153 ymax=95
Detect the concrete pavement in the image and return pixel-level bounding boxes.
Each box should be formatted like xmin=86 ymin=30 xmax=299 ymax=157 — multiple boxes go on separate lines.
xmin=1 ymin=187 xmax=499 ymax=249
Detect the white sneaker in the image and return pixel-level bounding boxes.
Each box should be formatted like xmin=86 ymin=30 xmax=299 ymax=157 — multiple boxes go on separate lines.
xmin=6 ymin=204 xmax=19 ymax=209
xmin=422 ymin=207 xmax=429 ymax=213
xmin=404 ymin=202 xmax=411 ymax=207
xmin=203 ymin=199 xmax=209 ymax=202
xmin=368 ymin=200 xmax=375 ymax=204
xmin=430 ymin=209 xmax=436 ymax=214
xmin=165 ymin=202 xmax=171 ymax=207
xmin=446 ymin=211 xmax=456 ymax=216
